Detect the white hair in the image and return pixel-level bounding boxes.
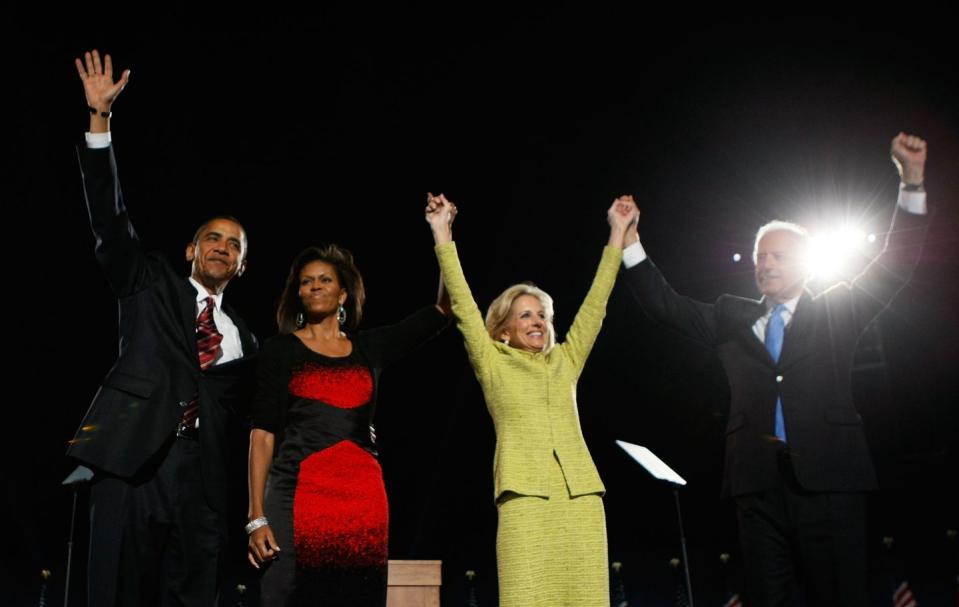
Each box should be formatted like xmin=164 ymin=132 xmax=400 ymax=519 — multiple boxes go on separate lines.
xmin=752 ymin=220 xmax=810 ymax=263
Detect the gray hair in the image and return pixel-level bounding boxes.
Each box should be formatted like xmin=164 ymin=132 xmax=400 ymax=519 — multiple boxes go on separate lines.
xmin=752 ymin=220 xmax=810 ymax=263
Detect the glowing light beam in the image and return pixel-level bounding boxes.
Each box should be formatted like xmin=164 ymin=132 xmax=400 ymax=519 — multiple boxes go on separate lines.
xmin=806 ymin=226 xmax=869 ymax=278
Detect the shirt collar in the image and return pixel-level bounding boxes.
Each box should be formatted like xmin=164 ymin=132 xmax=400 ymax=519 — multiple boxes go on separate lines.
xmin=188 ymin=276 xmax=225 ymax=310
xmin=765 ymin=293 xmax=801 ymax=316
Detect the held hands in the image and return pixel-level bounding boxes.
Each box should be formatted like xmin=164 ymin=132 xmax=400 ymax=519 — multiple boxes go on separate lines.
xmin=890 ymin=132 xmax=927 ymax=186
xmin=76 ymin=50 xmax=130 ymax=113
xmin=425 ymin=192 xmax=457 ymax=245
xmin=607 ymin=195 xmax=639 ymax=249
xmin=247 ymin=524 xmax=281 ymax=569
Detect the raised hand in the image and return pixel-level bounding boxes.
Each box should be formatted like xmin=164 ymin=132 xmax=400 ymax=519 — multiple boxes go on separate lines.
xmin=425 ymin=192 xmax=457 ymax=245
xmin=76 ymin=50 xmax=130 ymax=112
xmin=890 ymin=132 xmax=927 ymax=186
xmin=608 ymin=195 xmax=638 ymax=231
xmin=607 ymin=195 xmax=639 ymax=249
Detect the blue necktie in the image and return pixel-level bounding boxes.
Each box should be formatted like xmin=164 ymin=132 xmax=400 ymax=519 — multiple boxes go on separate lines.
xmin=765 ymin=304 xmax=787 ymax=442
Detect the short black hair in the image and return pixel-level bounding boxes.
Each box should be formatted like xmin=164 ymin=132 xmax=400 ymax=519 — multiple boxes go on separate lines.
xmin=192 ymin=215 xmax=249 ymax=257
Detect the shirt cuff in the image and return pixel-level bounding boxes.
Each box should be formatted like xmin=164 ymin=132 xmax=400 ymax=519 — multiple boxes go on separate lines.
xmin=897 ymin=187 xmax=927 ymax=215
xmin=622 ymin=241 xmax=648 ymax=269
xmin=85 ymin=132 xmax=112 ymax=149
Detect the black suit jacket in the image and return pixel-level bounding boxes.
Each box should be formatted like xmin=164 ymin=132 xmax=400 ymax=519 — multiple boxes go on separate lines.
xmin=67 ymin=145 xmax=257 ymax=512
xmin=623 ymin=205 xmax=928 ymax=497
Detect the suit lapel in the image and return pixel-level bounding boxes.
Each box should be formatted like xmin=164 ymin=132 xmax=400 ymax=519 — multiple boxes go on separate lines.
xmin=734 ymin=298 xmax=773 ymax=364
xmin=179 ymin=278 xmax=200 ymax=364
xmin=223 ymin=302 xmax=256 ymax=357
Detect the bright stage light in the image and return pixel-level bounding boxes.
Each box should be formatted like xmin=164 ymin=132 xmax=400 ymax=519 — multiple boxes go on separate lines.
xmin=732 ymin=253 xmax=742 ymax=263
xmin=806 ymin=225 xmax=869 ymax=278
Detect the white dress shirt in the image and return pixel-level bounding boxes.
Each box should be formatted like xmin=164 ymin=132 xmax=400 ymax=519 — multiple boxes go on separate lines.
xmin=188 ymin=277 xmax=244 ymax=364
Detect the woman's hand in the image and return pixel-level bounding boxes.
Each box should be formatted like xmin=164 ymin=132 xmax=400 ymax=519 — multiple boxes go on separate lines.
xmin=426 ymin=192 xmax=457 ymax=245
xmin=247 ymin=524 xmax=281 ymax=569
xmin=607 ymin=195 xmax=639 ymax=249
xmin=247 ymin=428 xmax=276 ymax=568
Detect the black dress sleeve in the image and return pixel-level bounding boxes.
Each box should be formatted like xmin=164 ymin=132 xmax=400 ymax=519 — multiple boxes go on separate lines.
xmin=355 ymin=306 xmax=449 ymax=369
xmin=250 ymin=334 xmax=293 ymax=435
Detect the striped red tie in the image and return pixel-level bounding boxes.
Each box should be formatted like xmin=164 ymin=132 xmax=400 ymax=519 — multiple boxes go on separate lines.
xmin=177 ymin=297 xmax=223 ymax=437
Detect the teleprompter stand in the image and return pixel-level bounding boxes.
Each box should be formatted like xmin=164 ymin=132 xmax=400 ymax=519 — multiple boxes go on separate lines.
xmin=616 ymin=440 xmax=694 ymax=606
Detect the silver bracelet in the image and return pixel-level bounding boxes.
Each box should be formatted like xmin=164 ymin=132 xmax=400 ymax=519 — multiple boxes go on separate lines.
xmin=245 ymin=516 xmax=269 ymax=535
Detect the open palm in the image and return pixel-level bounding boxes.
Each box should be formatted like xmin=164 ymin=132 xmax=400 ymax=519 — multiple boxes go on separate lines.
xmin=75 ymin=50 xmax=130 ymax=111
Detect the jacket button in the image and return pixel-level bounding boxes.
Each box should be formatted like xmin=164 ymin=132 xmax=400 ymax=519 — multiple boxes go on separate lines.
xmin=178 ymin=400 xmax=189 ymax=407
xmin=775 ymin=375 xmax=783 ymax=383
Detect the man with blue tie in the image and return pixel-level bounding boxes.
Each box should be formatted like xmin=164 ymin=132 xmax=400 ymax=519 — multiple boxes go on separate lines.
xmin=620 ymin=132 xmax=929 ymax=606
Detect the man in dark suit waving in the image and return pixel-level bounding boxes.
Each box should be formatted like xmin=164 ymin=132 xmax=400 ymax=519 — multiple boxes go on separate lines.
xmin=67 ymin=50 xmax=257 ymax=606
xmin=620 ymin=133 xmax=929 ymax=607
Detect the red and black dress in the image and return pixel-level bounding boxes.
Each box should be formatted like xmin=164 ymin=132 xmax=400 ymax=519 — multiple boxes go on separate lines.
xmin=252 ymin=306 xmax=447 ymax=607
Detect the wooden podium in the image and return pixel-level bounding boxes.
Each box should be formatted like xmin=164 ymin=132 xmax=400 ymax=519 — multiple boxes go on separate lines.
xmin=386 ymin=560 xmax=442 ymax=607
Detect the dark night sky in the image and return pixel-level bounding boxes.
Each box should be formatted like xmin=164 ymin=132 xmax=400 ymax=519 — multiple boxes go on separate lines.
xmin=7 ymin=10 xmax=959 ymax=606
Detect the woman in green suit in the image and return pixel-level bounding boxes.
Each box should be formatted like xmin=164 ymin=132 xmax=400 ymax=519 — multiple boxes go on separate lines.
xmin=425 ymin=193 xmax=636 ymax=606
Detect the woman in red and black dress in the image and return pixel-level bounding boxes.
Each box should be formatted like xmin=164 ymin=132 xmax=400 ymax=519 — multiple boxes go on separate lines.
xmin=247 ymin=243 xmax=451 ymax=606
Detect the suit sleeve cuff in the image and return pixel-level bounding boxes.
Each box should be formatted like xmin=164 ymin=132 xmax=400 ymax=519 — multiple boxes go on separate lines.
xmin=622 ymin=240 xmax=648 ymax=269
xmin=85 ymin=132 xmax=112 ymax=148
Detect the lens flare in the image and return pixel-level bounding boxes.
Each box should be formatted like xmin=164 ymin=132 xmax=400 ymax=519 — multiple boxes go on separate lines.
xmin=806 ymin=226 xmax=868 ymax=278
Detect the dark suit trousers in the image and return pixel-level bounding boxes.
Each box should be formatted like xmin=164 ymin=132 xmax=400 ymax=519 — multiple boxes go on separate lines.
xmin=735 ymin=452 xmax=867 ymax=607
xmin=88 ymin=435 xmax=224 ymax=607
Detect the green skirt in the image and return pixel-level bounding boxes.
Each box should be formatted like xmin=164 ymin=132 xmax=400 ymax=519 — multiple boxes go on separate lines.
xmin=496 ymin=452 xmax=609 ymax=606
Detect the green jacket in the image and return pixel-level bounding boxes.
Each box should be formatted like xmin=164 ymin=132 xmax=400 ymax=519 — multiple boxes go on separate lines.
xmin=435 ymin=242 xmax=622 ymax=501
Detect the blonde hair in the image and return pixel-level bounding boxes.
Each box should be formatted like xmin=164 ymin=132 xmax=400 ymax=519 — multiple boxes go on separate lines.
xmin=485 ymin=283 xmax=556 ymax=353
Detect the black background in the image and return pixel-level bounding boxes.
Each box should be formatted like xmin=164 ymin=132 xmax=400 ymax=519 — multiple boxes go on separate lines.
xmin=7 ymin=9 xmax=959 ymax=606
